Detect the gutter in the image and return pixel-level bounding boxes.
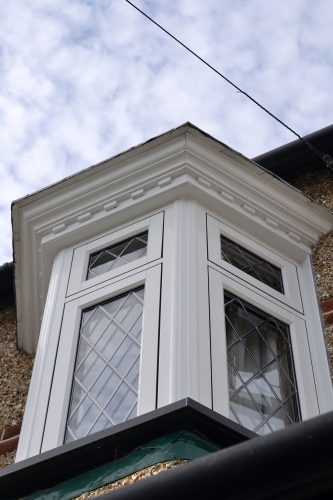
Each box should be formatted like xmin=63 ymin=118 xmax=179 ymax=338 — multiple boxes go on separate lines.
xmin=100 ymin=410 xmax=333 ymax=500
xmin=253 ymin=124 xmax=333 ymax=180
xmin=0 ymin=398 xmax=254 ymax=499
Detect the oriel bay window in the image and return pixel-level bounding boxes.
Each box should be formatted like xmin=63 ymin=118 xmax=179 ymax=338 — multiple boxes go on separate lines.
xmin=14 ymin=125 xmax=333 ymax=461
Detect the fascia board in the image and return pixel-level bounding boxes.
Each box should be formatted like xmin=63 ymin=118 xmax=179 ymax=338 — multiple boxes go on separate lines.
xmin=12 ymin=126 xmax=333 ymax=353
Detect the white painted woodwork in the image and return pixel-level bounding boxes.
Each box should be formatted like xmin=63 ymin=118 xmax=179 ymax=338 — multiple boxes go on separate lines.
xmin=158 ymin=200 xmax=211 ymax=408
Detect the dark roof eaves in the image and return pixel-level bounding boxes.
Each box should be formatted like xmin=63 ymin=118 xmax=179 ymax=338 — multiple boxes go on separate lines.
xmin=253 ymin=124 xmax=333 ymax=180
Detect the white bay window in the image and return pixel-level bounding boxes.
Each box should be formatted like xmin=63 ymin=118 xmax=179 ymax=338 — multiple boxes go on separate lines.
xmin=13 ymin=124 xmax=333 ymax=461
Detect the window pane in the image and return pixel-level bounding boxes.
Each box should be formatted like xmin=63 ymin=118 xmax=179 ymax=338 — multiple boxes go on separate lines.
xmin=220 ymin=235 xmax=284 ymax=293
xmin=225 ymin=292 xmax=300 ymax=435
xmin=65 ymin=287 xmax=144 ymax=443
xmin=87 ymin=231 xmax=148 ymax=279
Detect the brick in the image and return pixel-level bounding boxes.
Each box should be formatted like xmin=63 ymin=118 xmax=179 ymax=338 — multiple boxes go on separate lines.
xmin=321 ymin=299 xmax=333 ymax=314
xmin=0 ymin=435 xmax=19 ymax=455
xmin=324 ymin=311 xmax=333 ymax=326
xmin=2 ymin=424 xmax=21 ymax=440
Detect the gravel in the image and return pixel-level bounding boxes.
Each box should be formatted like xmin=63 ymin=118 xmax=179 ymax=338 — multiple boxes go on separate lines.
xmin=0 ymin=303 xmax=34 ymax=430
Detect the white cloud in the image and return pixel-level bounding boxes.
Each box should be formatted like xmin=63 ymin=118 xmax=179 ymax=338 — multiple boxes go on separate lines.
xmin=1 ymin=0 xmax=333 ymax=263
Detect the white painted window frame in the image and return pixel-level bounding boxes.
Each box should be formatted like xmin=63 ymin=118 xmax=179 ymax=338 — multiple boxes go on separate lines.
xmin=17 ymin=214 xmax=164 ymax=459
xmin=67 ymin=212 xmax=164 ymax=296
xmin=41 ymin=265 xmax=161 ymax=453
xmin=208 ymin=267 xmax=319 ymax=424
xmin=207 ymin=211 xmax=324 ymax=426
xmin=207 ymin=214 xmax=303 ymax=312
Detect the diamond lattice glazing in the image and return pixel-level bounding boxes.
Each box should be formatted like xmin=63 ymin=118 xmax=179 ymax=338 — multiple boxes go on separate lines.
xmin=225 ymin=292 xmax=300 ymax=435
xmin=87 ymin=232 xmax=148 ymax=279
xmin=65 ymin=287 xmax=144 ymax=443
xmin=220 ymin=234 xmax=284 ymax=293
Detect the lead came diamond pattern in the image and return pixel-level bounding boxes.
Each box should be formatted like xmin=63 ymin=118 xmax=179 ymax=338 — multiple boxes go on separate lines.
xmin=65 ymin=287 xmax=145 ymax=443
xmin=220 ymin=234 xmax=284 ymax=293
xmin=87 ymin=231 xmax=148 ymax=280
xmin=225 ymin=292 xmax=300 ymax=435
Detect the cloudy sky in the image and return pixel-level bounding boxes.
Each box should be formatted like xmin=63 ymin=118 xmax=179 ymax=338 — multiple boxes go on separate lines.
xmin=1 ymin=0 xmax=333 ymax=263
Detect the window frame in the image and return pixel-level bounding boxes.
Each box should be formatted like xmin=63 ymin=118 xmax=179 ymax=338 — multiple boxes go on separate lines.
xmin=67 ymin=212 xmax=164 ymax=296
xmin=41 ymin=265 xmax=161 ymax=452
xmin=208 ymin=265 xmax=319 ymax=430
xmin=207 ymin=214 xmax=303 ymax=312
xmin=17 ymin=213 xmax=164 ymax=459
xmin=16 ymin=200 xmax=332 ymax=461
xmin=207 ymin=211 xmax=320 ymax=432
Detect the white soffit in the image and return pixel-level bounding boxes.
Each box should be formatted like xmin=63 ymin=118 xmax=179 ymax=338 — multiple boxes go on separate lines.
xmin=11 ymin=123 xmax=333 ymax=353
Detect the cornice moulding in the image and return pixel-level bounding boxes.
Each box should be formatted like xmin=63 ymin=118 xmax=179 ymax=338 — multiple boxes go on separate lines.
xmin=12 ymin=125 xmax=333 ymax=352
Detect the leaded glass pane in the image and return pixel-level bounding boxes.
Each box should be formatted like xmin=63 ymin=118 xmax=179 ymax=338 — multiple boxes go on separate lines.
xmin=225 ymin=292 xmax=300 ymax=435
xmin=87 ymin=231 xmax=148 ymax=280
xmin=230 ymin=387 xmax=263 ymax=430
xmin=220 ymin=235 xmax=284 ymax=293
xmin=65 ymin=287 xmax=144 ymax=443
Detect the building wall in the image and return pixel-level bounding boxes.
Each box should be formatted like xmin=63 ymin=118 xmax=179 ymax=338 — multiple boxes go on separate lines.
xmin=291 ymin=170 xmax=333 ymax=374
xmin=0 ymin=302 xmax=34 ymax=467
xmin=0 ymin=169 xmax=332 ymax=468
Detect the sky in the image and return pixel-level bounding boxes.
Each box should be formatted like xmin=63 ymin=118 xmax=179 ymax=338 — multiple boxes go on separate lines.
xmin=1 ymin=0 xmax=333 ymax=264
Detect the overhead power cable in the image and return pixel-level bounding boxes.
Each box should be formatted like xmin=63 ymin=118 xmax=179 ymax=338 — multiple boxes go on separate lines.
xmin=124 ymin=0 xmax=333 ymax=172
